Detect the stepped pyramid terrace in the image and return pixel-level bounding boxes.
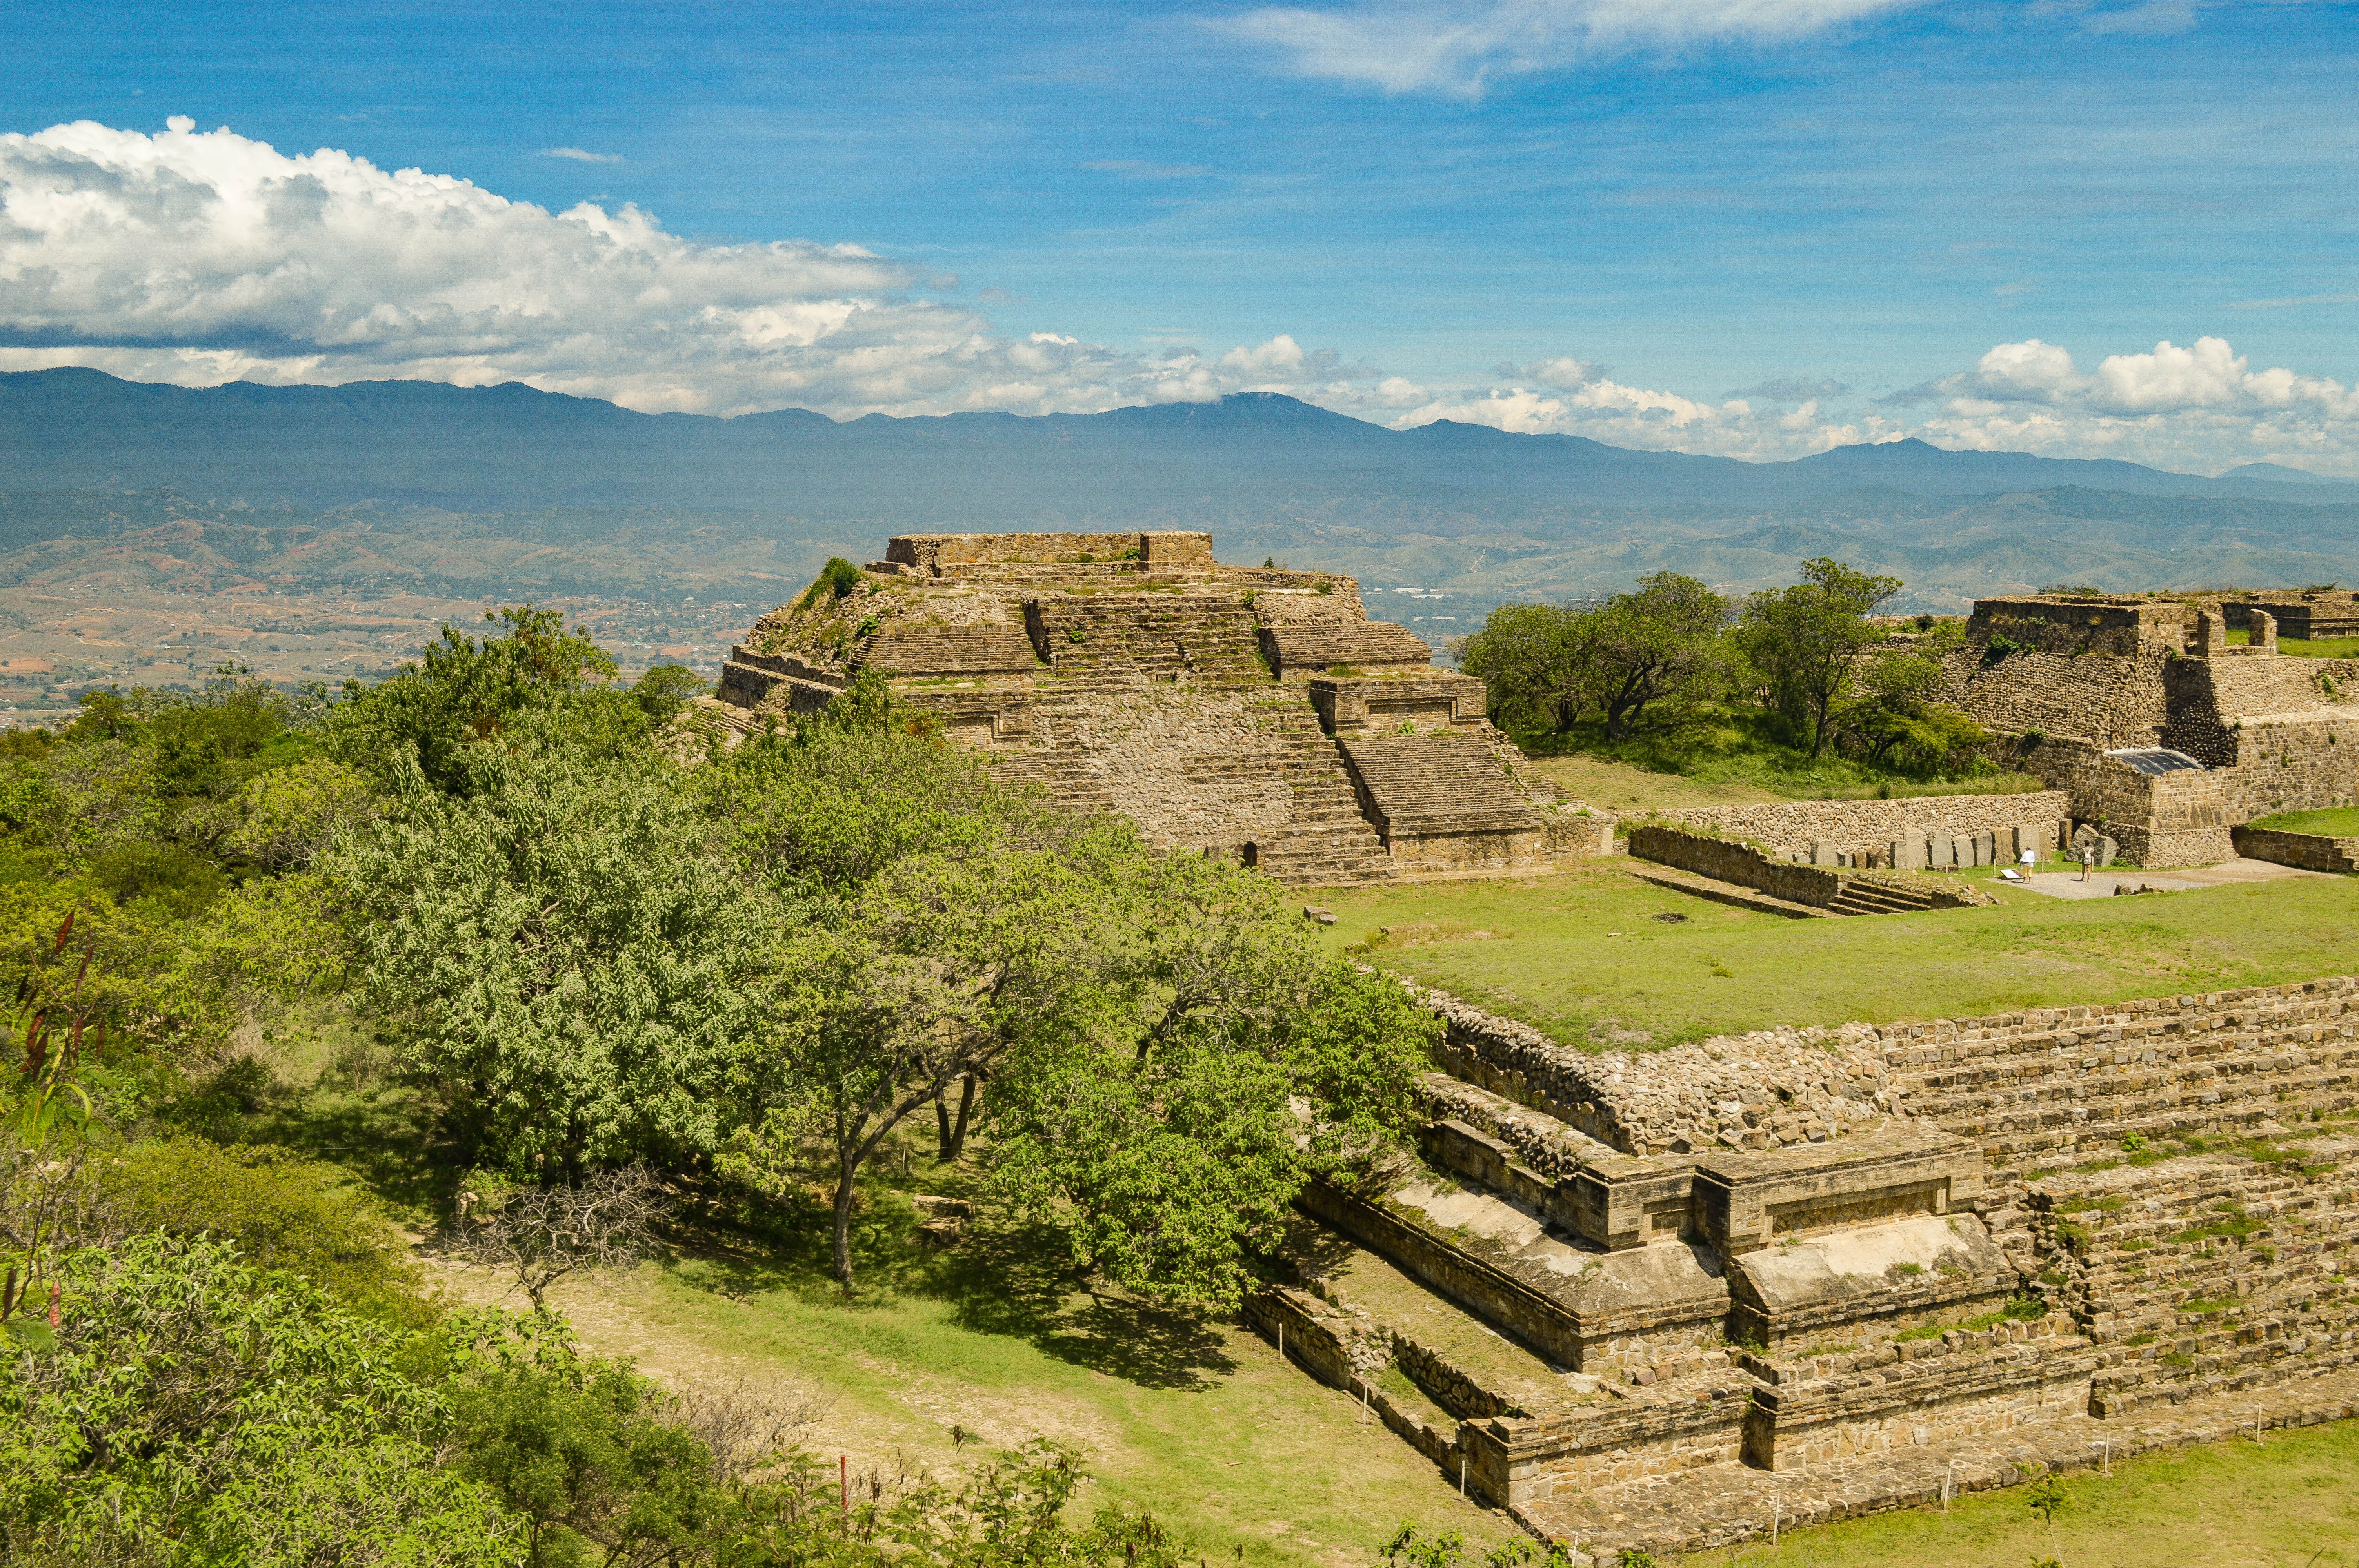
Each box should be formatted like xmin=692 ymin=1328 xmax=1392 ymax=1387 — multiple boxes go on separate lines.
xmin=715 ymin=538 xmax=2359 ymax=1558
xmin=714 ymin=530 xmax=1602 ymax=884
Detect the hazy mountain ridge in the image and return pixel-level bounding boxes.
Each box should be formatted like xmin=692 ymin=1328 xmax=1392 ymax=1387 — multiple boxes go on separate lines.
xmin=8 ymin=368 xmax=2359 ymax=518
xmin=4 ymin=371 xmax=2358 ymax=626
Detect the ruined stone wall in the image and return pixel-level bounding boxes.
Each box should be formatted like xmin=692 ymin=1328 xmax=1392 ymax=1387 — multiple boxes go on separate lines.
xmin=1873 ymin=978 xmax=2359 ymax=1162
xmin=2231 ymin=825 xmax=2359 ymax=872
xmin=1743 ymin=1336 xmax=2095 ymax=1471
xmin=1965 ymin=597 xmax=2193 ymax=658
xmin=1421 ymin=975 xmax=2359 ymax=1168
xmin=2024 ymin=1142 xmax=2359 ymax=1419
xmin=1627 ymin=826 xmax=1849 ymax=906
xmin=2015 ymin=738 xmax=2235 ymax=866
xmin=1942 ymin=647 xmax=2172 ymax=748
xmin=2212 ymin=711 xmax=2359 ymax=819
xmin=1658 ymin=792 xmax=2073 ymax=860
xmin=2220 ymin=591 xmax=2359 ymax=639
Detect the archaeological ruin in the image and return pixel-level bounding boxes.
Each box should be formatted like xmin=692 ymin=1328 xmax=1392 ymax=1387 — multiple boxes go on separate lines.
xmin=1256 ymin=978 xmax=2358 ymax=1557
xmin=718 ymin=542 xmax=2359 ymax=1557
xmin=714 ymin=530 xmax=1602 ymax=882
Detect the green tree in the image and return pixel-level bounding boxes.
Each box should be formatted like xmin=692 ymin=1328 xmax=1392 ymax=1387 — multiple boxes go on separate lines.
xmin=1735 ymin=557 xmax=1903 ymax=759
xmin=225 ymin=754 xmax=377 ymax=871
xmin=1585 ymin=572 xmax=1728 ymax=739
xmin=329 ymin=606 xmax=624 ymax=793
xmin=449 ymin=1347 xmax=728 ymax=1568
xmin=737 ymin=829 xmax=1127 ymax=1290
xmin=328 ymin=739 xmax=774 ymax=1177
xmin=987 ymin=857 xmax=1438 ymax=1308
xmin=630 ymin=662 xmax=709 ymax=726
xmin=1457 ymin=602 xmax=1597 ymax=735
xmin=0 ymin=1234 xmax=520 ymax=1566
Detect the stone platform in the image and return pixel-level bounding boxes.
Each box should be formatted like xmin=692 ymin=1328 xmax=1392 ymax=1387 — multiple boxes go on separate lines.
xmin=714 ymin=531 xmax=1595 ymax=885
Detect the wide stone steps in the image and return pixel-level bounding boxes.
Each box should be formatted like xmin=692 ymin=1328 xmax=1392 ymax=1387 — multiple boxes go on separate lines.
xmin=1024 ymin=590 xmax=1269 ymax=684
xmin=1902 ymin=1064 xmax=2359 ymax=1154
xmin=1828 ymin=880 xmax=1946 ymax=916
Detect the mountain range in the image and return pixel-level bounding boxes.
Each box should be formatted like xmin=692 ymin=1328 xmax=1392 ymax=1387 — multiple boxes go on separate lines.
xmin=1 ymin=367 xmax=2356 ymax=620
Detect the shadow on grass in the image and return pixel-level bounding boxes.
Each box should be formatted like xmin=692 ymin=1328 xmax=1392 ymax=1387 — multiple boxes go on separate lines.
xmin=665 ymin=1153 xmax=1238 ymax=1392
xmin=164 ymin=1044 xmax=461 ymax=1223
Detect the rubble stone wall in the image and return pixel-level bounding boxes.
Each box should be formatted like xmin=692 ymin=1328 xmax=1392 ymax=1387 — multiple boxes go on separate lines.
xmin=1657 ymin=792 xmax=2074 ymax=860
xmin=2231 ymin=825 xmax=2359 ymax=872
xmin=1942 ymin=647 xmax=2172 ymax=749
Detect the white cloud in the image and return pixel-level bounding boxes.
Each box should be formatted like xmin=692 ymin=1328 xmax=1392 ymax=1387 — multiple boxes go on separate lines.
xmin=6 ymin=123 xmax=2357 ymax=478
xmin=1852 ymin=336 xmax=2359 ymax=473
xmin=1213 ymin=0 xmax=1918 ymax=97
xmin=0 ymin=120 xmax=1393 ymax=419
xmin=541 ymin=146 xmax=621 ymax=163
xmin=1392 ymin=335 xmax=2359 ymax=477
xmin=1398 ymin=376 xmax=1879 ymax=463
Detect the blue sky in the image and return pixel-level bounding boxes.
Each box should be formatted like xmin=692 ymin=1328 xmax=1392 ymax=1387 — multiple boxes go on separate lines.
xmin=7 ymin=1 xmax=2359 ymax=471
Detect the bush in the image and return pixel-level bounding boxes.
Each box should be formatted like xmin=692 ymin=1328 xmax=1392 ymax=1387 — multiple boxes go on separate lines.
xmin=0 ymin=1234 xmax=516 ymax=1566
xmin=101 ymin=1138 xmax=439 ymax=1328
xmin=800 ymin=557 xmax=862 ymax=606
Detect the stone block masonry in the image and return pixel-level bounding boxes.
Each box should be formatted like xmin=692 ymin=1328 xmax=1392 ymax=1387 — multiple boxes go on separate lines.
xmin=1654 ymin=792 xmax=2073 ymax=865
xmin=1943 ymin=589 xmax=2359 ymax=865
xmin=1281 ymin=972 xmax=2359 ymax=1548
xmin=2231 ymin=824 xmax=2359 ymax=872
xmin=718 ymin=531 xmax=1571 ymax=886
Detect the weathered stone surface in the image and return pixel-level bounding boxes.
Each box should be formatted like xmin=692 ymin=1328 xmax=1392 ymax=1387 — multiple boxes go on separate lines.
xmin=717 ymin=531 xmax=1574 ymax=886
xmin=1270 ymin=971 xmax=2359 ymax=1545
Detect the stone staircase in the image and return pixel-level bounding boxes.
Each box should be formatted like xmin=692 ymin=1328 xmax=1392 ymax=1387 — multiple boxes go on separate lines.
xmin=2023 ymin=1141 xmax=2359 ymax=1417
xmin=1022 ymin=588 xmax=1271 ymax=688
xmin=1243 ymin=698 xmax=1397 ymax=885
xmin=996 ymin=619 xmax=1396 ymax=885
xmin=1827 ymin=879 xmax=1949 ymax=916
xmin=1884 ymin=1008 xmax=2359 ymax=1161
xmin=1254 ymin=977 xmax=2359 ymax=1555
xmin=1338 ymin=732 xmax=1543 ymax=838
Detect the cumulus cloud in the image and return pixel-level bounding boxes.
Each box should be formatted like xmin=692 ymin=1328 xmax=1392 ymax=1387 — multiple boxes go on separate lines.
xmin=1889 ymin=336 xmax=2359 ymax=474
xmin=0 ymin=120 xmax=1399 ymax=419
xmin=1213 ymin=0 xmax=1918 ymax=97
xmin=1399 ymin=372 xmax=1877 ymax=463
xmin=7 ymin=122 xmax=2358 ymax=477
xmin=1495 ymin=354 xmax=1607 ymax=390
xmin=1436 ymin=336 xmax=2359 ymax=475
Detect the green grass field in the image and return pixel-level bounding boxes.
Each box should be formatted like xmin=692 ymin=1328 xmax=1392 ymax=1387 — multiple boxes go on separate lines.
xmin=2250 ymin=805 xmax=2359 ymax=837
xmin=420 ymin=1140 xmax=1524 ymax=1568
xmin=2228 ymin=628 xmax=2359 ymax=658
xmin=1317 ymin=862 xmax=2359 ymax=1049
xmin=1686 ymin=1418 xmax=2359 ymax=1567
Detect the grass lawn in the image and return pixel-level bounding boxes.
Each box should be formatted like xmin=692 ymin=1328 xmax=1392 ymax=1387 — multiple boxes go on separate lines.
xmin=2250 ymin=805 xmax=2359 ymax=837
xmin=1687 ymin=1418 xmax=2359 ymax=1567
xmin=2228 ymin=628 xmax=2359 ymax=658
xmin=1317 ymin=860 xmax=2359 ymax=1049
xmin=441 ymin=1140 xmax=1520 ymax=1568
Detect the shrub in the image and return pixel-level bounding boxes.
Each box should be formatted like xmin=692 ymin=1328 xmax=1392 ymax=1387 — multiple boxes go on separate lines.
xmin=0 ymin=1235 xmax=515 ymax=1566
xmin=800 ymin=557 xmax=862 ymax=605
xmin=1980 ymin=632 xmax=2026 ymax=667
xmin=100 ymin=1138 xmax=438 ymax=1328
